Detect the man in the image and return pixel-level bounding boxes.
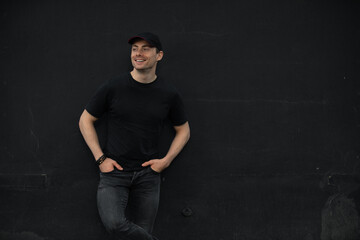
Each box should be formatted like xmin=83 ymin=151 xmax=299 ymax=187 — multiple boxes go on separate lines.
xmin=79 ymin=32 xmax=190 ymax=240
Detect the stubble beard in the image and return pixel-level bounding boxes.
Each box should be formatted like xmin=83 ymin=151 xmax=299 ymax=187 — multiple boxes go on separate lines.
xmin=133 ymin=62 xmax=157 ymax=74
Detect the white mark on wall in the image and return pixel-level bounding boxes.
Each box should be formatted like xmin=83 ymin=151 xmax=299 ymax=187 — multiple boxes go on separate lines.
xmin=28 ymin=107 xmax=40 ymax=152
xmin=30 ymin=129 xmax=40 ymax=151
xmin=28 ymin=106 xmax=44 ymax=172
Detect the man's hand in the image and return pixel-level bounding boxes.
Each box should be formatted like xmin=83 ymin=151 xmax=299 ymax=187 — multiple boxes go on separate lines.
xmin=99 ymin=158 xmax=123 ymax=173
xmin=141 ymin=122 xmax=190 ymax=173
xmin=142 ymin=159 xmax=170 ymax=173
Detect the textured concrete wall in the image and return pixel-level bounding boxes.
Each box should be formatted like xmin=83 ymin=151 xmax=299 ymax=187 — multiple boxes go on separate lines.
xmin=1 ymin=0 xmax=359 ymax=239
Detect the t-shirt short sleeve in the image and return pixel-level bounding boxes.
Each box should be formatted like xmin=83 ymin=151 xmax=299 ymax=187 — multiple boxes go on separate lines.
xmin=169 ymin=92 xmax=188 ymax=126
xmin=85 ymin=81 xmax=110 ymax=118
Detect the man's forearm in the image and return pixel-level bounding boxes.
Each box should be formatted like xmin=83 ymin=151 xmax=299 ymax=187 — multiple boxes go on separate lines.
xmin=162 ymin=122 xmax=190 ymax=166
xmin=79 ymin=111 xmax=103 ymax=160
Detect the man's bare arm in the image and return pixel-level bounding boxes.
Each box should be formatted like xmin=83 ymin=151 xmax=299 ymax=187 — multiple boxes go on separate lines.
xmin=142 ymin=121 xmax=190 ymax=172
xmin=79 ymin=110 xmax=123 ymax=171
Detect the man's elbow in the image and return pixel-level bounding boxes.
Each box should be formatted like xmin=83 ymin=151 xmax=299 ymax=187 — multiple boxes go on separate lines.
xmin=174 ymin=122 xmax=190 ymax=142
xmin=186 ymin=126 xmax=190 ymax=142
xmin=79 ymin=112 xmax=86 ymax=130
xmin=183 ymin=122 xmax=191 ymax=142
xmin=79 ymin=110 xmax=96 ymax=130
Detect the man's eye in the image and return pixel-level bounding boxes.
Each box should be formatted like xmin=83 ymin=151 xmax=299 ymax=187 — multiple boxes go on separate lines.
xmin=132 ymin=48 xmax=137 ymax=51
xmin=143 ymin=48 xmax=149 ymax=51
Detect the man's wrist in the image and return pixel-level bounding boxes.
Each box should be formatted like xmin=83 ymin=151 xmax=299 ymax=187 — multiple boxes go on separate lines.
xmin=96 ymin=154 xmax=106 ymax=165
xmin=161 ymin=157 xmax=172 ymax=167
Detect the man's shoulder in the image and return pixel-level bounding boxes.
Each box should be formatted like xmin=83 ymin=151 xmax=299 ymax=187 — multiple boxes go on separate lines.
xmin=107 ymin=73 xmax=130 ymax=87
xmin=157 ymin=77 xmax=179 ymax=94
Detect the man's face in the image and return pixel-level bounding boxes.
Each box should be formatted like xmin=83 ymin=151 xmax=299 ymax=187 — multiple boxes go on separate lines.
xmin=131 ymin=39 xmax=163 ymax=71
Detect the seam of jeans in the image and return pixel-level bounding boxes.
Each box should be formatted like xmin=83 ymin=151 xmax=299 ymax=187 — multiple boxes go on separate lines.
xmin=130 ymin=171 xmax=136 ymax=184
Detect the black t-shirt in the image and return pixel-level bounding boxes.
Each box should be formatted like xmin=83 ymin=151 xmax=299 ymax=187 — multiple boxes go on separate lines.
xmin=86 ymin=73 xmax=187 ymax=171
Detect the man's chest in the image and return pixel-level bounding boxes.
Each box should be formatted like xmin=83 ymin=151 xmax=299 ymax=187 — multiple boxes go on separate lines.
xmin=109 ymin=87 xmax=171 ymax=124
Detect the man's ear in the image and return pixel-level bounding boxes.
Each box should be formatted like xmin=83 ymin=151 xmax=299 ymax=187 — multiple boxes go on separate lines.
xmin=156 ymin=51 xmax=164 ymax=61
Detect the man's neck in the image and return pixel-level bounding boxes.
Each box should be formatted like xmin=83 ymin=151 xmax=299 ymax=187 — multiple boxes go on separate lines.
xmin=130 ymin=69 xmax=157 ymax=84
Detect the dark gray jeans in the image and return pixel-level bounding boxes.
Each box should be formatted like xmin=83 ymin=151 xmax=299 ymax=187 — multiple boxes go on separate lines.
xmin=97 ymin=166 xmax=161 ymax=240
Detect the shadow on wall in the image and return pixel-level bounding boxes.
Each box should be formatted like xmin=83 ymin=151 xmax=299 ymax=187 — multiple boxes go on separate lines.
xmin=320 ymin=168 xmax=360 ymax=240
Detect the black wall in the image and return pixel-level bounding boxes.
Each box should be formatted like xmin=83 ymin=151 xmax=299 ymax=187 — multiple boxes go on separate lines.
xmin=1 ymin=0 xmax=360 ymax=239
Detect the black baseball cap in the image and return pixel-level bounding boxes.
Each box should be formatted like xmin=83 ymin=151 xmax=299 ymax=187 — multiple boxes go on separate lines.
xmin=128 ymin=32 xmax=163 ymax=51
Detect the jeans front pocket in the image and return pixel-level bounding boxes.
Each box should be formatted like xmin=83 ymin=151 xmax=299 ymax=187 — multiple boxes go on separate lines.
xmin=149 ymin=167 xmax=160 ymax=175
xmin=100 ymin=168 xmax=116 ymax=174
